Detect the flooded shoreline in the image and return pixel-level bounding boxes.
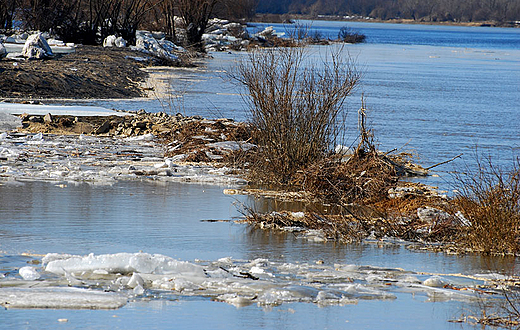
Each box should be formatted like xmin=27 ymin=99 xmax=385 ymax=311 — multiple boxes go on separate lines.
xmin=1 ymin=21 xmax=520 ymax=329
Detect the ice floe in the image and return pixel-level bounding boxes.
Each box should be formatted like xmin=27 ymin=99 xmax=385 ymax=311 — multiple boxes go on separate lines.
xmin=0 ymin=287 xmax=127 ymax=309
xmin=0 ymin=131 xmax=246 ymax=186
xmin=132 ymin=31 xmax=184 ymax=63
xmin=0 ymin=252 xmax=493 ymax=309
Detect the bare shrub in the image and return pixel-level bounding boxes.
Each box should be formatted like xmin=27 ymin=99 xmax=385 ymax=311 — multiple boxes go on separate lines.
xmin=19 ymin=0 xmax=154 ymax=45
xmin=453 ymin=155 xmax=520 ymax=255
xmin=177 ymin=0 xmax=217 ymax=51
xmin=20 ymin=0 xmax=83 ymax=33
xmin=231 ymin=45 xmax=360 ymax=185
xmin=338 ymin=25 xmax=366 ymax=43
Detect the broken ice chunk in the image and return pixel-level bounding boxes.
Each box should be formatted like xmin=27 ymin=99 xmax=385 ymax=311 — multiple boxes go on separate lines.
xmin=19 ymin=266 xmax=40 ymax=280
xmin=0 ymin=287 xmax=127 ymax=309
xmin=423 ymin=276 xmax=449 ymax=288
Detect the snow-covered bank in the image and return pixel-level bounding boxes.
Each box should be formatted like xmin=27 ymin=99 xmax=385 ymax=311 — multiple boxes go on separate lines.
xmin=0 ymin=252 xmax=494 ymax=310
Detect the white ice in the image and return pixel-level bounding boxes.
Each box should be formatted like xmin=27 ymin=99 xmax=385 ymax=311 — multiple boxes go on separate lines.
xmin=18 ymin=266 xmax=40 ymax=281
xmin=0 ymin=103 xmax=125 ymax=116
xmin=0 ymin=131 xmax=246 ymax=186
xmin=0 ymin=287 xmax=127 ymax=309
xmin=0 ymin=252 xmax=488 ymax=310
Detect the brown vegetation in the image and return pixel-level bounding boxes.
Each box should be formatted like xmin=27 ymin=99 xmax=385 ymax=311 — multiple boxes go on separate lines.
xmin=452 ymin=156 xmax=520 ymax=255
xmin=231 ymin=44 xmax=360 ymax=185
xmin=229 ymin=40 xmax=520 ymax=257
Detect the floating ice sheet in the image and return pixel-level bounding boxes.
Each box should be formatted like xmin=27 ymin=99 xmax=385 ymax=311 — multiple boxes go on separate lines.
xmin=0 ymin=252 xmax=493 ymax=310
xmin=0 ymin=287 xmax=127 ymax=309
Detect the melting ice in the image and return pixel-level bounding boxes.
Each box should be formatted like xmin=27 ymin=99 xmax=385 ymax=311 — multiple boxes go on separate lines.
xmin=0 ymin=132 xmax=246 ymax=185
xmin=0 ymin=252 xmax=494 ymax=309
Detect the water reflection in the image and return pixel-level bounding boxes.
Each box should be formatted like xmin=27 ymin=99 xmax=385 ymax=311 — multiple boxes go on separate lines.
xmin=1 ymin=180 xmax=518 ymax=330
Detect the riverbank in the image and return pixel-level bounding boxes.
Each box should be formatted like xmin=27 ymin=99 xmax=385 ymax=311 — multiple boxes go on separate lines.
xmin=0 ymin=45 xmax=175 ymax=100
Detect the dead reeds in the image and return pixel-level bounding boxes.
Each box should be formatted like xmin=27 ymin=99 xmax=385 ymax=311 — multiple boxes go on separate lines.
xmin=453 ymin=155 xmax=520 ymax=255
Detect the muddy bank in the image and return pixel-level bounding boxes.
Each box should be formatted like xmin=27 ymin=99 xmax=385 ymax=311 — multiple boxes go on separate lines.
xmin=0 ymin=45 xmax=170 ymax=99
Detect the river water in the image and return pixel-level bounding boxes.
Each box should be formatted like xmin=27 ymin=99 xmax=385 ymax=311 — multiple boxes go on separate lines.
xmin=1 ymin=21 xmax=520 ymax=329
xmin=65 ymin=20 xmax=520 ymax=189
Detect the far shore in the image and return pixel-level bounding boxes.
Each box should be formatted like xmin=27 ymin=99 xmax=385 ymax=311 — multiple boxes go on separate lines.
xmin=251 ymin=13 xmax=520 ymax=28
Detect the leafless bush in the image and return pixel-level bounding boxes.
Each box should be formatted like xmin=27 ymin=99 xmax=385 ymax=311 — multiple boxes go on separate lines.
xmin=18 ymin=0 xmax=154 ymax=45
xmin=0 ymin=0 xmax=17 ymax=30
xmin=176 ymin=0 xmax=217 ymax=51
xmin=231 ymin=45 xmax=360 ymax=185
xmin=338 ymin=26 xmax=366 ymax=43
xmin=19 ymin=0 xmax=82 ymax=33
xmin=453 ymin=155 xmax=520 ymax=255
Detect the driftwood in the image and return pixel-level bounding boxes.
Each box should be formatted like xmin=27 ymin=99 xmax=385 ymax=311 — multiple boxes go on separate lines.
xmin=425 ymin=153 xmax=463 ymax=170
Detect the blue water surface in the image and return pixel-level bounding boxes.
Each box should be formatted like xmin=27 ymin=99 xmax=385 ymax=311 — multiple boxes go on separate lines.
xmin=248 ymin=20 xmax=520 ymax=50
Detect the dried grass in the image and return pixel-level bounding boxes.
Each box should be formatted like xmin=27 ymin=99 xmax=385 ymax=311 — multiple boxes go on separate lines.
xmin=230 ymin=43 xmax=360 ymax=185
xmin=453 ymin=155 xmax=520 ymax=255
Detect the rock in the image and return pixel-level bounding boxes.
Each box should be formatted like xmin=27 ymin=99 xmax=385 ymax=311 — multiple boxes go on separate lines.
xmin=133 ymin=121 xmax=148 ymax=129
xmin=22 ymin=33 xmax=54 ymax=60
xmin=0 ymin=43 xmax=7 ymax=59
xmin=43 ymin=113 xmax=53 ymax=123
xmin=94 ymin=120 xmax=111 ymax=134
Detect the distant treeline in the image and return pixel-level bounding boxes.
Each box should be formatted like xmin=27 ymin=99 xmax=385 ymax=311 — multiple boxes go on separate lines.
xmin=256 ymin=0 xmax=520 ymax=23
xmin=2 ymin=0 xmax=518 ymax=47
xmin=0 ymin=0 xmax=257 ymax=47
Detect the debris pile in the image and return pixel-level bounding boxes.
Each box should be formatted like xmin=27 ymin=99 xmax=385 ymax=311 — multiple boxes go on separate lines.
xmin=16 ymin=109 xmax=253 ymax=164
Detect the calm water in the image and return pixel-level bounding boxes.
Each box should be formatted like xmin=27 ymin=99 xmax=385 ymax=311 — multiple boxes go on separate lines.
xmin=250 ymin=20 xmax=520 ymax=49
xmin=2 ymin=21 xmax=520 ymax=329
xmin=1 ymin=181 xmax=517 ymax=329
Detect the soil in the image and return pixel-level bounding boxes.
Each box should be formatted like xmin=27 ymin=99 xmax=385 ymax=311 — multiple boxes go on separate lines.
xmin=0 ymin=45 xmax=168 ymax=99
